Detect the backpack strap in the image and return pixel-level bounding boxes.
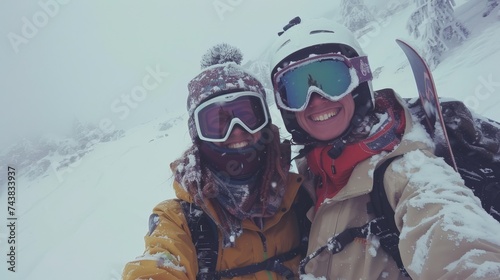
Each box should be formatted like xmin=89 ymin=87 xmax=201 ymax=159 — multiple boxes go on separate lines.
xmin=294 ymin=185 xmax=313 ymax=257
xmin=179 ymin=200 xmax=220 ymax=280
xmin=368 ymin=157 xmax=409 ymax=277
xmin=209 ymin=247 xmax=299 ymax=279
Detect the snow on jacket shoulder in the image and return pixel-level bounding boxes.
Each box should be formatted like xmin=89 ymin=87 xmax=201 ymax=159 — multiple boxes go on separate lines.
xmin=122 ymin=172 xmax=305 ymax=280
xmin=301 ymin=89 xmax=500 ymax=279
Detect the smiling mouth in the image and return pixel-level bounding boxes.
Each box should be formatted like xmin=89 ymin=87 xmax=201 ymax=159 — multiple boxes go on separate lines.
xmin=311 ymin=108 xmax=341 ymax=122
xmin=226 ymin=141 xmax=250 ymax=149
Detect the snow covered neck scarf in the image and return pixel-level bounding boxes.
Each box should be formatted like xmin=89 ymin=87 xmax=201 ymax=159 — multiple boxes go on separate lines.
xmin=173 ymin=143 xmax=287 ymax=247
xmin=212 ymin=169 xmax=284 ymax=220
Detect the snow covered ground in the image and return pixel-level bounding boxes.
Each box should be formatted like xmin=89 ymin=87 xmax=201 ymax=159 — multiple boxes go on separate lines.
xmin=1 ymin=1 xmax=500 ymax=279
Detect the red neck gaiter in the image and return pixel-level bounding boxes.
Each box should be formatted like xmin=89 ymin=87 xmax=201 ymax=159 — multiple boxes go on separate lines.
xmin=307 ymin=92 xmax=406 ymax=210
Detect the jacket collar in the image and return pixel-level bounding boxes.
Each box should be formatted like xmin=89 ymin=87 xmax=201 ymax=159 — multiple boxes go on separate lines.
xmin=333 ymin=89 xmax=433 ymax=201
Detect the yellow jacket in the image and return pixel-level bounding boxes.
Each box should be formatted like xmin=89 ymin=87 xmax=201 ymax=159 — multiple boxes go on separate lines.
xmin=122 ymin=172 xmax=305 ymax=280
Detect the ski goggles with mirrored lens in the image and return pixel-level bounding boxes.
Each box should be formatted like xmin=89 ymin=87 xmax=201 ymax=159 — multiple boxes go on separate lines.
xmin=272 ymin=53 xmax=373 ymax=111
xmin=194 ymin=91 xmax=269 ymax=142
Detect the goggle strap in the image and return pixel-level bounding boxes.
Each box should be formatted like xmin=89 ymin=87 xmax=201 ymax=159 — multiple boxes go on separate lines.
xmin=350 ymin=56 xmax=373 ymax=84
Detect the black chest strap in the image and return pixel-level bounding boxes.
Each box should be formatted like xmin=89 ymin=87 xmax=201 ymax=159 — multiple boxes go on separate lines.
xmin=180 ymin=200 xmax=305 ymax=279
xmin=203 ymin=248 xmax=299 ymax=279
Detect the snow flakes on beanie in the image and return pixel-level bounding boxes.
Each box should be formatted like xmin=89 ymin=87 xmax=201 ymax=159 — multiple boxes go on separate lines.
xmin=187 ymin=47 xmax=267 ymax=142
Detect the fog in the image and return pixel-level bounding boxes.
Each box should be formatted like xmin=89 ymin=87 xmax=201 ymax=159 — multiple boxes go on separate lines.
xmin=0 ymin=0 xmax=337 ymax=149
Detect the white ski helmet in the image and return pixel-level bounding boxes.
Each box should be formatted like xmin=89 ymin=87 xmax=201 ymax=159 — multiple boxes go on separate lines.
xmin=269 ymin=17 xmax=375 ymax=144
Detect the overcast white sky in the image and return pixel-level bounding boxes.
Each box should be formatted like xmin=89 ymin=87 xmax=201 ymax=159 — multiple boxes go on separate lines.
xmin=0 ymin=0 xmax=339 ymax=149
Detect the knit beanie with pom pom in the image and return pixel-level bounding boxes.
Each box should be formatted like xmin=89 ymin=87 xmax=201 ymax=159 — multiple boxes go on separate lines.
xmin=185 ymin=44 xmax=275 ymax=180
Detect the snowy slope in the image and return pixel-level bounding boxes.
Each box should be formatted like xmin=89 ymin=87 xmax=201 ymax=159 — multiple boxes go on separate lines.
xmin=1 ymin=114 xmax=190 ymax=279
xmin=1 ymin=2 xmax=500 ymax=279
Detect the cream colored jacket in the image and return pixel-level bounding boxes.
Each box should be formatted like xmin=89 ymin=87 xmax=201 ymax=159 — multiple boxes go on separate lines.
xmin=299 ymin=90 xmax=500 ymax=279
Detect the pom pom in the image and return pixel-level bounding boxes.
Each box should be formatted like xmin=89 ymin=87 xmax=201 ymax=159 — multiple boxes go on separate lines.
xmin=200 ymin=43 xmax=243 ymax=69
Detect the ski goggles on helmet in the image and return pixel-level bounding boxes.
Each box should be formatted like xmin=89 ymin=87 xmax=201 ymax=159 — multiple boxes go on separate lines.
xmin=194 ymin=91 xmax=269 ymax=142
xmin=272 ymin=53 xmax=373 ymax=111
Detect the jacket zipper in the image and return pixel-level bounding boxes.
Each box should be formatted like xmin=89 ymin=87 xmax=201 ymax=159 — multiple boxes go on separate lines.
xmin=258 ymin=232 xmax=274 ymax=280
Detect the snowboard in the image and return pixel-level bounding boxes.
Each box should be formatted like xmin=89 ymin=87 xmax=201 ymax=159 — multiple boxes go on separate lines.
xmin=396 ymin=39 xmax=458 ymax=171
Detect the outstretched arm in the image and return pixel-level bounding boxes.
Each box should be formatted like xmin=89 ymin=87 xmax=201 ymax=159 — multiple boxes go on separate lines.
xmin=122 ymin=200 xmax=197 ymax=280
xmin=386 ymin=150 xmax=500 ymax=279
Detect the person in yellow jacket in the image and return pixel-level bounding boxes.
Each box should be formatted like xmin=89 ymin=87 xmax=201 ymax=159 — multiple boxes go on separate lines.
xmin=122 ymin=46 xmax=311 ymax=280
xmin=267 ymin=17 xmax=500 ymax=279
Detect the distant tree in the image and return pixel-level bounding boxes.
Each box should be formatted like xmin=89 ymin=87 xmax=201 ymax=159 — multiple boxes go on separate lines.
xmin=373 ymin=0 xmax=413 ymax=18
xmin=407 ymin=0 xmax=469 ymax=69
xmin=244 ymin=60 xmax=274 ymax=104
xmin=483 ymin=0 xmax=499 ymax=16
xmin=200 ymin=43 xmax=243 ymax=69
xmin=340 ymin=0 xmax=375 ymax=32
